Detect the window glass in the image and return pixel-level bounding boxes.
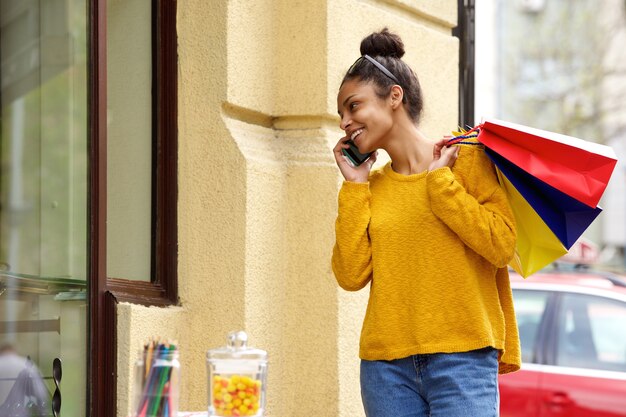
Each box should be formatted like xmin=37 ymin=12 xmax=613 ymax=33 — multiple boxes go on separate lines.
xmin=106 ymin=0 xmax=152 ymax=281
xmin=557 ymin=293 xmax=626 ymax=372
xmin=0 ymin=0 xmax=87 ymax=415
xmin=512 ymin=290 xmax=550 ymax=363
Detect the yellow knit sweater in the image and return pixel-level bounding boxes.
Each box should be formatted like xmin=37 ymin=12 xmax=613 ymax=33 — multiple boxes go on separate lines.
xmin=332 ymin=145 xmax=521 ymax=374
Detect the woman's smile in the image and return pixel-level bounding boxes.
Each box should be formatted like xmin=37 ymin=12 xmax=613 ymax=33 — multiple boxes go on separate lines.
xmin=350 ymin=128 xmax=364 ymax=141
xmin=351 ymin=128 xmax=365 ymax=144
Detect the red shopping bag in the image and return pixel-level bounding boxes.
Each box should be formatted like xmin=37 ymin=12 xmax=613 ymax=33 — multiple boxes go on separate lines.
xmin=477 ymin=119 xmax=617 ymax=208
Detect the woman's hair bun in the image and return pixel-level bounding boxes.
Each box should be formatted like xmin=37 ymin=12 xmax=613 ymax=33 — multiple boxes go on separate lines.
xmin=360 ymin=28 xmax=405 ymax=59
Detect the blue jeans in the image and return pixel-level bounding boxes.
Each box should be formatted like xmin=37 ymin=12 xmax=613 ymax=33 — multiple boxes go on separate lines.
xmin=360 ymin=347 xmax=499 ymax=417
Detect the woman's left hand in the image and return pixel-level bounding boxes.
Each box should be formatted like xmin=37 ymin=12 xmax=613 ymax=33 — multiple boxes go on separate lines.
xmin=428 ymin=139 xmax=460 ymax=172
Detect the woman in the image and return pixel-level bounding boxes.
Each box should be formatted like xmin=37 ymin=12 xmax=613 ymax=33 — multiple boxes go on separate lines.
xmin=331 ymin=28 xmax=521 ymax=417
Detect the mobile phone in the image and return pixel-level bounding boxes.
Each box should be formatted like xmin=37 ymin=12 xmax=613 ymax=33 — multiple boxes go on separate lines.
xmin=342 ymin=139 xmax=373 ymax=166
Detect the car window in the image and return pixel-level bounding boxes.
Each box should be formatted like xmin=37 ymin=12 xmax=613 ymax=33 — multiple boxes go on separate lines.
xmin=556 ymin=293 xmax=626 ymax=372
xmin=512 ymin=290 xmax=550 ymax=363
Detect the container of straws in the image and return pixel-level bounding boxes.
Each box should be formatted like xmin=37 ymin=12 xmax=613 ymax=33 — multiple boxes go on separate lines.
xmin=207 ymin=331 xmax=268 ymax=417
xmin=133 ymin=340 xmax=180 ymax=417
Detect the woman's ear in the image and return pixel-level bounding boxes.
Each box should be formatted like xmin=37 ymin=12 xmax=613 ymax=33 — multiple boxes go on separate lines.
xmin=390 ymin=85 xmax=404 ymax=109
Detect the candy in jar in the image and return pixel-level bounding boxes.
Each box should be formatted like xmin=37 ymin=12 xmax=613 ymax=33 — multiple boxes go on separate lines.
xmin=206 ymin=331 xmax=268 ymax=417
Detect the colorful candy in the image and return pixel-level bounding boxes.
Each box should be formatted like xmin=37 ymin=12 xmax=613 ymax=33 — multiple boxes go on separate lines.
xmin=211 ymin=375 xmax=262 ymax=416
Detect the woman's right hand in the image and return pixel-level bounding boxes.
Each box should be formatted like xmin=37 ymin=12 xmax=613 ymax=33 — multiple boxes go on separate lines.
xmin=333 ymin=137 xmax=377 ymax=183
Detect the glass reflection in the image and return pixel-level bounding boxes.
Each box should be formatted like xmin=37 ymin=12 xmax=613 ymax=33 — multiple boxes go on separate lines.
xmin=0 ymin=0 xmax=87 ymax=415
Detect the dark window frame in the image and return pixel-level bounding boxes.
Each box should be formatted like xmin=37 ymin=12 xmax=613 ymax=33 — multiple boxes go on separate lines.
xmin=453 ymin=0 xmax=476 ymax=129
xmin=88 ymin=0 xmax=178 ymax=415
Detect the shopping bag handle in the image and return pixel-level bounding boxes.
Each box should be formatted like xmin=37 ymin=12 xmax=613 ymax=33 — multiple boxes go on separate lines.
xmin=446 ymin=124 xmax=483 ymax=146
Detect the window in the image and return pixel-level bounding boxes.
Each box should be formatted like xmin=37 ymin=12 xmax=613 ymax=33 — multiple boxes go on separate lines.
xmin=89 ymin=0 xmax=177 ymax=415
xmin=107 ymin=0 xmax=154 ymax=282
xmin=556 ymin=293 xmax=626 ymax=372
xmin=1 ymin=1 xmax=88 ymax=415
xmin=512 ymin=290 xmax=550 ymax=363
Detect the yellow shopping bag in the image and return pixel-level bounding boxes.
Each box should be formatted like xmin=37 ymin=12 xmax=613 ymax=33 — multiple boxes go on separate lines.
xmin=496 ymin=170 xmax=568 ymax=277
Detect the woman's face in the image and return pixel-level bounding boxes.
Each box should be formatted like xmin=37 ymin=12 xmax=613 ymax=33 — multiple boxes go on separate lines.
xmin=337 ymin=79 xmax=394 ymax=154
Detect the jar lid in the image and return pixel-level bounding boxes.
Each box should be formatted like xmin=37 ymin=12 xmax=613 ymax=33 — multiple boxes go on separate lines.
xmin=207 ymin=331 xmax=268 ymax=361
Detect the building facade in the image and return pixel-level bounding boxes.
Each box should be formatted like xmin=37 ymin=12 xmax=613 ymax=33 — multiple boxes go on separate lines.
xmin=0 ymin=1 xmax=460 ymax=415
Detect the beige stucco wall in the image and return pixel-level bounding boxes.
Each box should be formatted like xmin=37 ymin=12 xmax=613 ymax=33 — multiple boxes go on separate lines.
xmin=117 ymin=1 xmax=458 ymax=416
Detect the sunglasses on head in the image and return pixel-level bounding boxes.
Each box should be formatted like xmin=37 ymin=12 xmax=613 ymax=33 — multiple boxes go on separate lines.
xmin=348 ymin=54 xmax=401 ymax=86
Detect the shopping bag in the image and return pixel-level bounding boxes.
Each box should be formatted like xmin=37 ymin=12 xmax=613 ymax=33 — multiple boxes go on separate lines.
xmin=478 ymin=118 xmax=617 ymax=208
xmin=486 ymin=148 xmax=603 ymax=250
xmin=494 ymin=168 xmax=568 ymax=277
xmin=448 ymin=121 xmax=618 ymax=277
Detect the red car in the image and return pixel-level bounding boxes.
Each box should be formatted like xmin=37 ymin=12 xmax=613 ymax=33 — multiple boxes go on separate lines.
xmin=500 ymin=267 xmax=626 ymax=417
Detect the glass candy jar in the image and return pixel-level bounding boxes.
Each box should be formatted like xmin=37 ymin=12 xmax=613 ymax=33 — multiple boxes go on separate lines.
xmin=207 ymin=331 xmax=268 ymax=417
